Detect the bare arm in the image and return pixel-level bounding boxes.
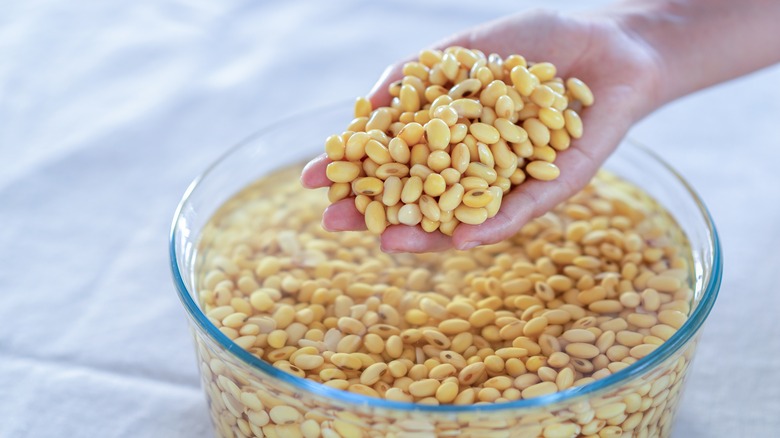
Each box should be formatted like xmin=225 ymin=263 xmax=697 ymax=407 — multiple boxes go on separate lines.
xmin=614 ymin=0 xmax=780 ymax=107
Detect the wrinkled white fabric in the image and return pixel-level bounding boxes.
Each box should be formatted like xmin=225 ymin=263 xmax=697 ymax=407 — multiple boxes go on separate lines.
xmin=1 ymin=1 xmax=778 ymax=437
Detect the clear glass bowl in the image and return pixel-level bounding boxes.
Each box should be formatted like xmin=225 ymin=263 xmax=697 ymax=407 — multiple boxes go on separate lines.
xmin=170 ymin=102 xmax=722 ymax=438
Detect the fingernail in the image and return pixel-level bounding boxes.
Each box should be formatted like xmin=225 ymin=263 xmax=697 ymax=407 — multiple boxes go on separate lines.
xmin=458 ymin=241 xmax=481 ymax=250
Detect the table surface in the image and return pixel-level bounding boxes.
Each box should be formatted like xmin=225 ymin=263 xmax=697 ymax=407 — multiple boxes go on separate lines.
xmin=2 ymin=1 xmax=779 ymax=437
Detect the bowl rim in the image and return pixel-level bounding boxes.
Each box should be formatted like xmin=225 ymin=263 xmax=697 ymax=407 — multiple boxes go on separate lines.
xmin=169 ymin=102 xmax=723 ymax=413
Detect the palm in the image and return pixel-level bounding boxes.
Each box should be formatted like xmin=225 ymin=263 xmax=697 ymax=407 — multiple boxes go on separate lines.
xmin=301 ymin=10 xmax=661 ymax=253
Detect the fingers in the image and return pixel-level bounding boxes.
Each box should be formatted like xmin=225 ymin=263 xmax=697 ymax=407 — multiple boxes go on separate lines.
xmin=300 ymin=154 xmax=331 ymax=189
xmin=380 ymin=225 xmax=453 ymax=253
xmin=322 ymin=198 xmax=366 ymax=231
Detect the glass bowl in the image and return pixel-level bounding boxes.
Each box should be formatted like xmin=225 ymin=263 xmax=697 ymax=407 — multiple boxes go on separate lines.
xmin=170 ymin=102 xmax=721 ymax=438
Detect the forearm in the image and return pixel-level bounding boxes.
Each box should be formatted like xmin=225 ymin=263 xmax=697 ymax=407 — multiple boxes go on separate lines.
xmin=613 ymin=0 xmax=780 ymax=108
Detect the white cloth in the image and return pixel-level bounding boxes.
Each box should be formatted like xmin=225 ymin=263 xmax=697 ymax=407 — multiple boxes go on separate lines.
xmin=1 ymin=1 xmax=778 ymax=437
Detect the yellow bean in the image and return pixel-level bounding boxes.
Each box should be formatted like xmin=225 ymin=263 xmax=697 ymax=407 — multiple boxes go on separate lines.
xmin=494 ymin=95 xmax=515 ymax=119
xmin=450 ymin=123 xmax=468 ymax=144
xmin=375 ymin=163 xmax=409 ymax=179
xmin=475 ymin=65 xmax=494 ymax=86
xmin=410 ymin=144 xmax=431 ymax=167
xmin=528 ymin=62 xmax=556 ymax=82
xmin=440 ymin=168 xmax=461 ymax=185
xmin=460 ymin=176 xmax=489 ymax=191
xmin=454 ymin=205 xmax=488 ymax=225
xmin=564 ymin=109 xmax=584 ymax=139
xmin=490 ymin=140 xmax=518 ymax=169
xmin=480 ymin=80 xmax=507 ymax=107
xmin=398 ymin=203 xmax=423 ymax=226
xmin=539 ymin=107 xmax=565 ymax=130
xmin=399 ymin=84 xmax=421 ymax=112
xmin=325 ymin=134 xmax=345 ymax=161
xmin=549 ymin=128 xmax=571 ymax=151
xmin=328 ymin=182 xmax=351 ymax=203
xmin=352 ymin=177 xmax=384 ymax=196
xmin=522 ymin=381 xmax=557 ymax=399
xmin=367 ymin=129 xmax=390 ymax=145
xmin=517 ymin=102 xmax=539 ymax=120
xmin=530 ymin=85 xmax=556 ymax=108
xmin=326 ymin=161 xmax=361 ymax=183
xmin=424 ymin=85 xmax=448 ymax=104
xmin=438 ymin=218 xmax=460 ymax=236
xmin=345 ymin=131 xmax=369 ymax=161
xmin=510 ymin=65 xmax=538 ymax=96
xmin=402 ymin=75 xmax=425 ymax=97
xmin=450 ymin=98 xmax=483 ymax=118
xmin=493 ymin=118 xmax=527 ymax=143
xmin=465 ymin=162 xmax=497 ymax=184
xmin=364 ymin=139 xmax=392 ymax=165
xmin=449 ymin=78 xmax=482 ymax=99
xmin=523 ymin=118 xmax=551 ymax=146
xmin=420 ymin=217 xmax=440 ymax=232
xmin=382 ymin=176 xmax=402 ymax=206
xmin=363 ymin=201 xmax=386 ymax=234
xmin=398 ymin=122 xmax=424 ymax=145
xmin=440 ymin=52 xmax=459 ymax=80
xmin=354 ymin=96 xmax=372 ymax=118
xmin=512 ymin=139 xmax=534 ymax=158
xmin=401 ymin=176 xmax=423 ymax=203
xmin=425 ymin=118 xmax=451 ymax=150
xmin=478 ymin=106 xmax=498 ymax=126
xmin=477 ymin=143 xmax=495 ymax=168
xmin=432 ymin=105 xmax=459 ymax=126
xmin=386 ymin=203 xmax=401 ymax=224
xmin=409 ymin=164 xmax=433 ymax=181
xmin=388 ymin=137 xmax=410 ymax=164
xmin=532 ymin=145 xmax=557 ymax=163
xmin=509 ymin=168 xmax=526 ymax=185
xmin=438 ymin=183 xmax=465 ymax=212
xmin=427 ymin=150 xmax=451 ymax=172
xmin=362 ymin=157 xmax=379 ymax=177
xmin=402 ymin=61 xmax=429 ymax=80
xmin=451 ymin=143 xmax=470 ymax=173
xmin=430 ymin=94 xmax=453 ymax=112
xmin=366 ymin=108 xmax=392 ymax=132
xmin=565 ymin=342 xmax=600 ymax=359
xmin=419 ymin=195 xmax=442 ymax=221
xmin=462 ymin=189 xmax=494 ymax=208
xmin=566 ymin=77 xmax=594 ymax=106
xmin=526 ymin=161 xmax=560 ymax=181
xmin=354 ymin=194 xmax=371 ymax=214
xmin=552 ymin=93 xmax=568 ymax=111
xmin=346 ymin=116 xmax=368 ymax=132
xmin=419 ymin=48 xmax=443 ymax=67
xmin=503 ymin=53 xmax=526 ymax=70
xmin=471 ymin=122 xmax=500 ymax=145
xmin=424 ymin=173 xmax=447 ymax=197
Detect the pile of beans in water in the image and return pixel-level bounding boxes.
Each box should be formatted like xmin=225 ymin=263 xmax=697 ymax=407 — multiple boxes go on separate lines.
xmin=198 ymin=166 xmax=692 ymax=408
xmin=323 ymin=46 xmax=594 ymax=234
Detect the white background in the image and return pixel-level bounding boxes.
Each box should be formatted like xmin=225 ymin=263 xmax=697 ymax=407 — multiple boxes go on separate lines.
xmin=1 ymin=1 xmax=779 ymax=437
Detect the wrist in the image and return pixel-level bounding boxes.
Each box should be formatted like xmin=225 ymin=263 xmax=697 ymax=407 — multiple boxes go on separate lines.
xmin=608 ymin=1 xmax=683 ymax=111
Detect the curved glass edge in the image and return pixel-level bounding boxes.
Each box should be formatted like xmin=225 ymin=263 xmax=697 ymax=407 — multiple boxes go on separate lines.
xmin=169 ymin=109 xmax=723 ymax=414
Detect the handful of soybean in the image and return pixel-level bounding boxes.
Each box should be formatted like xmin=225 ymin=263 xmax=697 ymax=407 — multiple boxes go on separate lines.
xmin=324 ymin=46 xmax=593 ymax=235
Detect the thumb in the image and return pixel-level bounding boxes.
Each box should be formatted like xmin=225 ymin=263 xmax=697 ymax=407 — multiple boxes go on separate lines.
xmin=366 ymin=63 xmax=405 ymax=109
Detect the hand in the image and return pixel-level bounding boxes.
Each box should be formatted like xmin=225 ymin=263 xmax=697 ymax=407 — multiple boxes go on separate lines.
xmin=301 ymin=9 xmax=662 ymax=253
